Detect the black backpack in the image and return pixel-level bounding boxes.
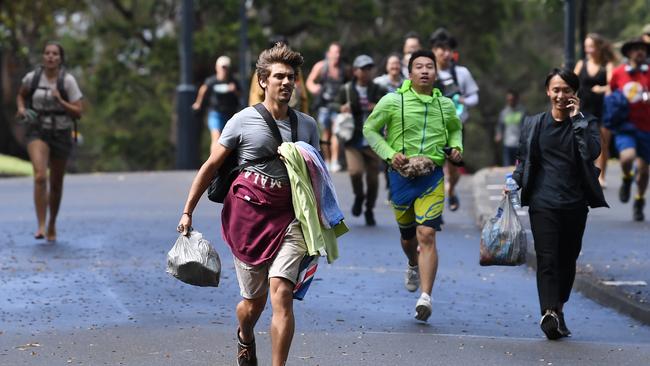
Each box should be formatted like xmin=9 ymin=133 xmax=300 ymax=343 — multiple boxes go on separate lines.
xmin=207 ymin=103 xmax=298 ymax=203
xmin=27 ymin=65 xmax=79 ymax=141
xmin=433 ymin=62 xmax=461 ymax=98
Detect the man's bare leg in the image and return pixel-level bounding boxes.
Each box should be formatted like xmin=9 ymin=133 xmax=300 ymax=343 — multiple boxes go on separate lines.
xmin=400 ymin=235 xmax=418 ymax=267
xmin=414 ymin=225 xmax=438 ymax=321
xmin=269 ymin=277 xmax=295 ymax=366
xmin=236 ymin=295 xmax=266 ymax=343
xmin=47 ymin=158 xmax=67 ymax=242
xmin=27 ymin=140 xmax=49 ymax=238
xmin=416 ymin=226 xmax=438 ymax=295
xmin=445 ymin=162 xmax=460 ymax=211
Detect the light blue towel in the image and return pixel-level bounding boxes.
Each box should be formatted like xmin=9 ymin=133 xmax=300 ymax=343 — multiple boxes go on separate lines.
xmin=296 ymin=141 xmax=345 ymax=228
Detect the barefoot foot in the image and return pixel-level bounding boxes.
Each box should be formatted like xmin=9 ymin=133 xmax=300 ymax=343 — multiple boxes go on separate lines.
xmin=46 ymin=225 xmax=56 ymax=242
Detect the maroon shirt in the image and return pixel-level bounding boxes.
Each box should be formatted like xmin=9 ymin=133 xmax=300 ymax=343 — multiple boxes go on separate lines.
xmin=221 ymin=171 xmax=295 ymax=265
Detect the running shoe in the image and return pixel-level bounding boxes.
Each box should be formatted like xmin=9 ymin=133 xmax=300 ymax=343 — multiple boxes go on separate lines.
xmin=619 ymin=176 xmax=633 ymax=203
xmin=364 ymin=210 xmax=376 ymax=226
xmin=237 ymin=329 xmax=257 ymax=366
xmin=633 ymin=197 xmax=645 ymax=221
xmin=330 ymin=161 xmax=342 ymax=173
xmin=404 ymin=265 xmax=419 ymax=292
xmin=352 ymin=195 xmax=364 ymax=217
xmin=414 ymin=292 xmax=432 ymax=322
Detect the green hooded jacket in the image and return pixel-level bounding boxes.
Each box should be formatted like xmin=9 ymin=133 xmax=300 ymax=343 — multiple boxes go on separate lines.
xmin=363 ymin=80 xmax=463 ymax=166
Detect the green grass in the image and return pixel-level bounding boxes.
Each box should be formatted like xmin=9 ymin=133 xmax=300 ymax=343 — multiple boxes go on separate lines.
xmin=0 ymin=154 xmax=32 ymax=176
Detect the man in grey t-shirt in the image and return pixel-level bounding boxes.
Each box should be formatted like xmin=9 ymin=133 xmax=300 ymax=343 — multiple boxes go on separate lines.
xmin=219 ymin=106 xmax=319 ymax=182
xmin=177 ymin=43 xmax=318 ymax=366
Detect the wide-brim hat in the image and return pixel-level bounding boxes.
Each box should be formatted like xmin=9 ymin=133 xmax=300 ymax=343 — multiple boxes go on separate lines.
xmin=621 ymin=38 xmax=650 ymax=57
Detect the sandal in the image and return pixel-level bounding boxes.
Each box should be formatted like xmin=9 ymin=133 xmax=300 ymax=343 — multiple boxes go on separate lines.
xmin=448 ymin=194 xmax=460 ymax=211
xmin=34 ymin=233 xmax=45 ymax=240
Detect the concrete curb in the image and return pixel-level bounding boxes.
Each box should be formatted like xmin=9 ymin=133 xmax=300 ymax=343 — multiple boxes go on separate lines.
xmin=472 ymin=167 xmax=650 ymax=325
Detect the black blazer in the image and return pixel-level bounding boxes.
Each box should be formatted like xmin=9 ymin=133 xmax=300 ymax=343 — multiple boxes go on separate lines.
xmin=331 ymin=80 xmax=386 ymax=145
xmin=512 ymin=112 xmax=608 ymax=209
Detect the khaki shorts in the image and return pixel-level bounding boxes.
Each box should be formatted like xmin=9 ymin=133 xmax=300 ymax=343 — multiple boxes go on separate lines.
xmin=233 ymin=220 xmax=307 ymax=299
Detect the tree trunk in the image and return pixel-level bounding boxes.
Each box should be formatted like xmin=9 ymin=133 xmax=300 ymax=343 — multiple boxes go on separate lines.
xmin=0 ymin=48 xmax=27 ymax=159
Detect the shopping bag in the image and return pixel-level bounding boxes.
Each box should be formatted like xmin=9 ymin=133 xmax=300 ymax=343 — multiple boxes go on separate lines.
xmin=333 ymin=112 xmax=355 ymax=143
xmin=166 ymin=230 xmax=221 ymax=287
xmin=479 ymin=197 xmax=527 ymax=266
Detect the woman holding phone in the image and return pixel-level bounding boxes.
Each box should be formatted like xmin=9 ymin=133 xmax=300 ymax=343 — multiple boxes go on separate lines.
xmin=512 ymin=68 xmax=607 ymax=340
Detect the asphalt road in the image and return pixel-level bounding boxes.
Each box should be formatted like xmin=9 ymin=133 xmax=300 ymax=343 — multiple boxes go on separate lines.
xmin=1 ymin=171 xmax=649 ymax=365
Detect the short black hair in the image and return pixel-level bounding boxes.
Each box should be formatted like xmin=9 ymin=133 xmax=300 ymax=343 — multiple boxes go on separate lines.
xmin=429 ymin=27 xmax=457 ymax=49
xmin=407 ymin=50 xmax=437 ymax=73
xmin=506 ymin=88 xmax=519 ymax=98
xmin=544 ymin=68 xmax=580 ymax=92
xmin=404 ymin=31 xmax=420 ymax=42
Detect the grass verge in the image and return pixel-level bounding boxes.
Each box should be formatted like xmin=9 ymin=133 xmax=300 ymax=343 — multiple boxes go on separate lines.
xmin=0 ymin=154 xmax=32 ymax=176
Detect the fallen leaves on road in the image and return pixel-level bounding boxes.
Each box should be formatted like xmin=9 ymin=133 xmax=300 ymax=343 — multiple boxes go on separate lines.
xmin=15 ymin=342 xmax=41 ymax=351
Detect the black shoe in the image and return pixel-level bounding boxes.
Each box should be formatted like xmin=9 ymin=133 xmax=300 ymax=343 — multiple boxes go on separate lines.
xmin=237 ymin=329 xmax=257 ymax=366
xmin=557 ymin=312 xmax=572 ymax=338
xmin=364 ymin=210 xmax=376 ymax=226
xmin=448 ymin=194 xmax=460 ymax=211
xmin=352 ymin=196 xmax=364 ymax=217
xmin=619 ymin=176 xmax=633 ymax=203
xmin=633 ymin=197 xmax=645 ymax=221
xmin=540 ymin=310 xmax=562 ymax=340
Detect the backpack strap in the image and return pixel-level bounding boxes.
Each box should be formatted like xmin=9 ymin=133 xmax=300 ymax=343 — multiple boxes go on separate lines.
xmin=253 ymin=103 xmax=298 ymax=144
xmin=57 ymin=67 xmax=69 ymax=102
xmin=450 ymin=62 xmax=459 ymax=87
xmin=229 ymin=104 xmax=298 ymax=174
xmin=288 ymin=108 xmax=298 ymax=142
xmin=27 ymin=66 xmax=69 ymax=105
xmin=56 ymin=67 xmax=77 ymax=140
xmin=27 ymin=66 xmax=43 ymax=109
xmin=26 ymin=66 xmax=78 ymax=140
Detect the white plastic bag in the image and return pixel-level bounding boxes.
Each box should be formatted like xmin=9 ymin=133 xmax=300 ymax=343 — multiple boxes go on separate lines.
xmin=333 ymin=112 xmax=355 ymax=143
xmin=479 ymin=197 xmax=527 ymax=266
xmin=166 ymin=230 xmax=221 ymax=287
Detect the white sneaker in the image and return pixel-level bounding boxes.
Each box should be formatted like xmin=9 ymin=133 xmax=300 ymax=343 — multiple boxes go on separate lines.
xmin=404 ymin=265 xmax=420 ymax=292
xmin=330 ymin=161 xmax=342 ymax=173
xmin=415 ymin=293 xmax=432 ymax=322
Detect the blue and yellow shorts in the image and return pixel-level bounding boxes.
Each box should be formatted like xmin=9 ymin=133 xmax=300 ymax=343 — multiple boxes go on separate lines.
xmin=388 ymin=167 xmax=445 ymax=237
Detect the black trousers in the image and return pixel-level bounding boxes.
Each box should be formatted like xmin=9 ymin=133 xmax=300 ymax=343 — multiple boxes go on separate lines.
xmin=529 ymin=206 xmax=588 ymax=315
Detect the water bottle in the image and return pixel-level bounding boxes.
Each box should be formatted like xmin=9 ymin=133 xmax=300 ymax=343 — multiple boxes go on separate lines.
xmin=505 ymin=173 xmax=521 ymax=209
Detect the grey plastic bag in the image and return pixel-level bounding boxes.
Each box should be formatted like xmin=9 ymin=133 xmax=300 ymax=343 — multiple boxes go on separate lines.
xmin=166 ymin=230 xmax=221 ymax=287
xmin=479 ymin=197 xmax=527 ymax=266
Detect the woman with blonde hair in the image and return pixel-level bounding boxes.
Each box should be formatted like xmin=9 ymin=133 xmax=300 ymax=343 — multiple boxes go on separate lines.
xmin=574 ymin=33 xmax=617 ymax=188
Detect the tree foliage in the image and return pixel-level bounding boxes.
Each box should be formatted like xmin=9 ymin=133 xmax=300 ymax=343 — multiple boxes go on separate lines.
xmin=1 ymin=0 xmax=650 ymax=171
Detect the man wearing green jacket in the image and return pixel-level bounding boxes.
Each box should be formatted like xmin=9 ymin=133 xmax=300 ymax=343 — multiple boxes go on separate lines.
xmin=363 ymin=50 xmax=463 ymax=322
